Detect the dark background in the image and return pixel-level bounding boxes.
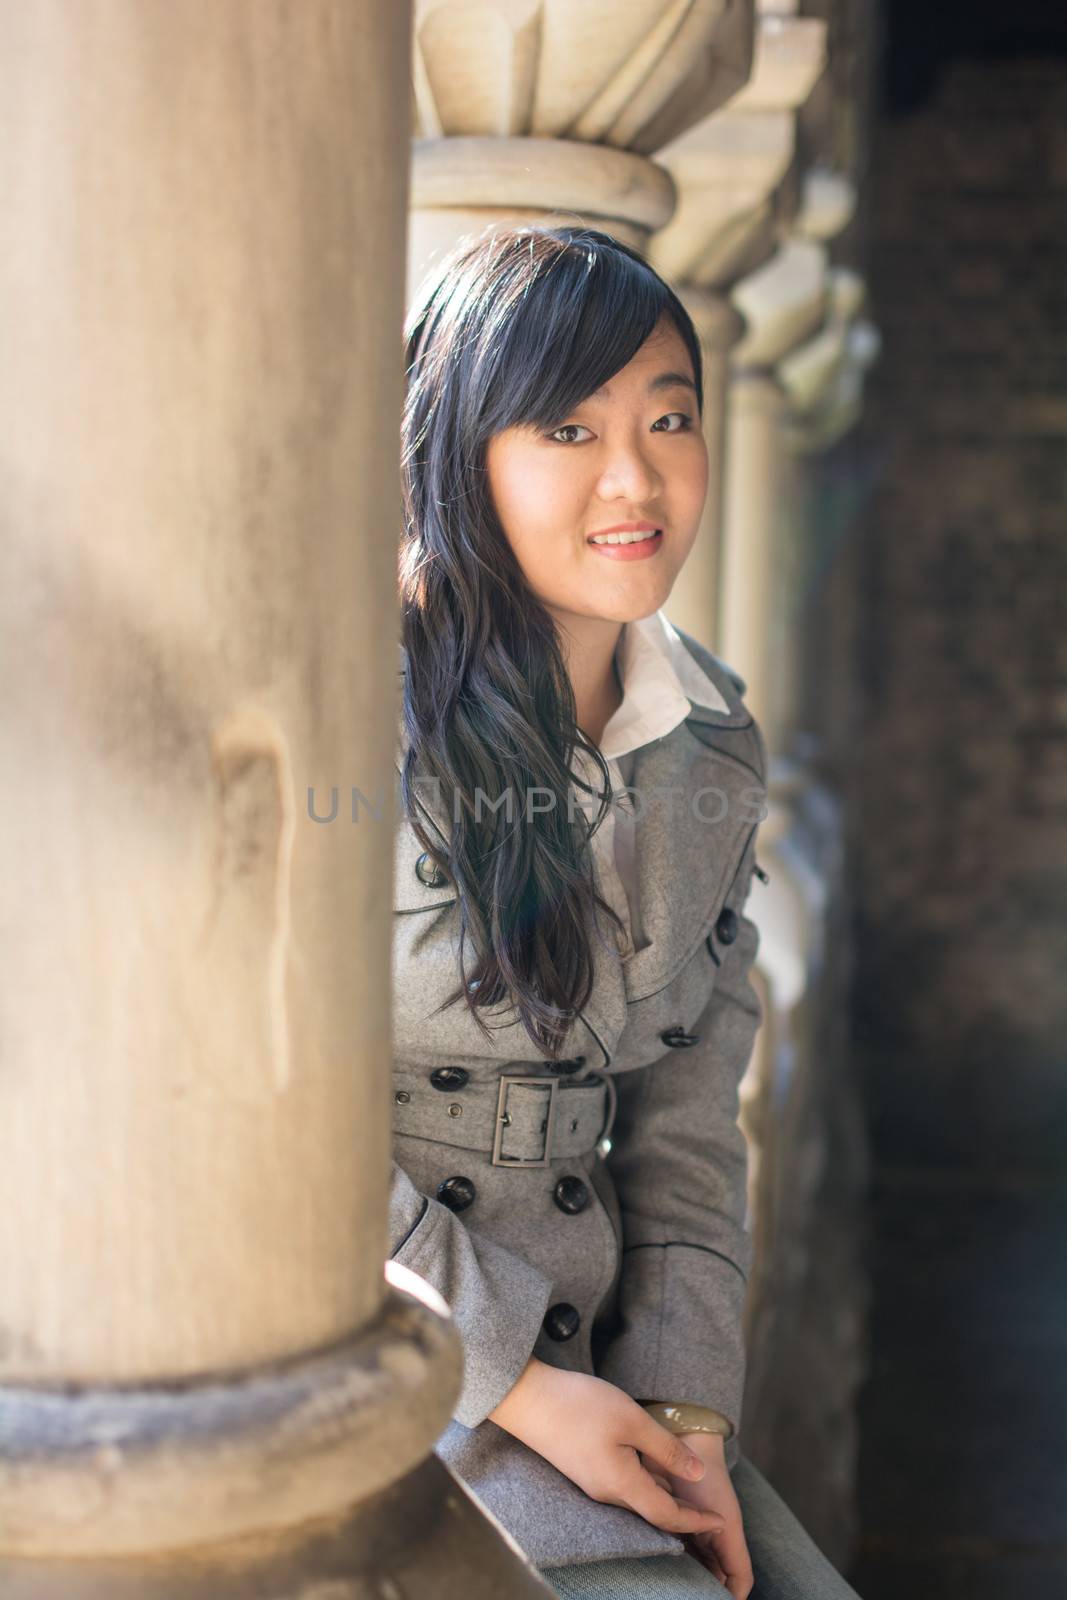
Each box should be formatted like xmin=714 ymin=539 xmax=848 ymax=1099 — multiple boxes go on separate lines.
xmin=823 ymin=3 xmax=1067 ymax=1594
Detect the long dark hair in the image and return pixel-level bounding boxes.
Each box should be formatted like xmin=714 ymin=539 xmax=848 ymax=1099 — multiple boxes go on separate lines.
xmin=398 ymin=224 xmax=705 ymax=1059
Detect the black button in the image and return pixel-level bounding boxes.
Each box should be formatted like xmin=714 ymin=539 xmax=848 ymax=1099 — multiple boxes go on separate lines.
xmin=660 ymin=1025 xmax=700 ymax=1048
xmin=716 ymin=907 xmax=739 ymax=944
xmin=554 ymin=1176 xmax=589 ymax=1215
xmin=544 ymin=1055 xmax=586 ymax=1076
xmin=544 ymin=1302 xmax=581 ymax=1341
xmin=429 ymin=1067 xmax=469 ymax=1092
xmin=415 ymin=852 xmax=448 ymax=888
xmin=437 ymin=1175 xmax=476 ymax=1213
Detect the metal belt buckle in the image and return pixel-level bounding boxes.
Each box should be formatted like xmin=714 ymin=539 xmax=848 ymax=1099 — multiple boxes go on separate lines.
xmin=491 ymin=1074 xmax=560 ymax=1168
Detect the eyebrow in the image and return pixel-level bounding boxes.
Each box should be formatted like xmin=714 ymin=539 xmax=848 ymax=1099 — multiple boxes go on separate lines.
xmin=588 ymin=370 xmax=697 ymax=400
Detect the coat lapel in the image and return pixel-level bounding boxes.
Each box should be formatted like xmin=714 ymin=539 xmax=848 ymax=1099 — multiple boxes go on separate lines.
xmin=617 ymin=704 xmax=761 ymax=1006
xmin=576 ymin=680 xmax=762 ymax=1057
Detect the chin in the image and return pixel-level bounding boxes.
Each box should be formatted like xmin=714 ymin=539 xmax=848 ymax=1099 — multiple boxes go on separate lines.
xmin=597 ymin=592 xmax=671 ymax=625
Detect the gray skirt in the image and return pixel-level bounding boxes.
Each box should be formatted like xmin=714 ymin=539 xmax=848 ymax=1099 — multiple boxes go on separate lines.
xmin=539 ymin=1455 xmax=864 ymax=1600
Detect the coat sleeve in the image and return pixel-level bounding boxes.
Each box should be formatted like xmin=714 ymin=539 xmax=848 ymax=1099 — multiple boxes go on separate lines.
xmin=389 ymin=1161 xmax=555 ymax=1430
xmin=593 ymin=857 xmax=763 ymax=1441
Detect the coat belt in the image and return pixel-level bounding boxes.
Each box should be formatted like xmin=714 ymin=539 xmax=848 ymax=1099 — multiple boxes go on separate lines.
xmin=392 ymin=1070 xmax=617 ymax=1168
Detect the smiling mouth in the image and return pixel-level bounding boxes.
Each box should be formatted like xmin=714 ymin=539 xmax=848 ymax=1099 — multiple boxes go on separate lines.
xmin=587 ymin=529 xmax=663 ymax=546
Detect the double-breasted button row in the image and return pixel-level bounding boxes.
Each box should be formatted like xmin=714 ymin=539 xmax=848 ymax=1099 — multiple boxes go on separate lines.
xmin=434 ymin=1172 xmax=590 ymax=1219
xmin=415 ymin=852 xmax=448 ymax=888
xmin=544 ymin=1302 xmax=580 ymax=1341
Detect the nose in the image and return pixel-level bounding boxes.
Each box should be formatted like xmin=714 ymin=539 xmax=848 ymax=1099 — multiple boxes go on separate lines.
xmin=594 ymin=431 xmax=663 ymax=507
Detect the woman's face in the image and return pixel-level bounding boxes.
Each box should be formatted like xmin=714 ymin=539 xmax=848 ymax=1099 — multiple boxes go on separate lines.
xmin=484 ymin=315 xmax=708 ymax=631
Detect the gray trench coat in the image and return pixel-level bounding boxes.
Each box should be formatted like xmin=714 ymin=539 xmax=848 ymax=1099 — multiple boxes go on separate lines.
xmin=390 ymin=627 xmax=768 ymax=1569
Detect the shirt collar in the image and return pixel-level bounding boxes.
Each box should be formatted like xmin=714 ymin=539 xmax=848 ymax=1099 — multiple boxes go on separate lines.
xmin=598 ymin=609 xmax=731 ymax=761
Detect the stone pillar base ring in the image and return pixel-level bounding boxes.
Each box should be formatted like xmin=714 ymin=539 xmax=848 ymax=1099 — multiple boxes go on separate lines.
xmin=0 ymin=1286 xmax=460 ymax=1560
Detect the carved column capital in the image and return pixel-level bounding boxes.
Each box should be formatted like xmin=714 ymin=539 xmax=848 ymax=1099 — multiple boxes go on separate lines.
xmin=650 ymin=0 xmax=827 ymax=291
xmin=731 ymin=237 xmax=829 ymax=368
xmin=782 ymin=309 xmax=881 ymax=452
xmin=793 ymin=163 xmax=858 ymax=242
xmin=408 ymin=0 xmax=758 ymax=296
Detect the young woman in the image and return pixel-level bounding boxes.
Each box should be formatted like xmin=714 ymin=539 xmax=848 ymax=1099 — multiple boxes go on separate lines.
xmin=391 ymin=224 xmax=862 ymax=1600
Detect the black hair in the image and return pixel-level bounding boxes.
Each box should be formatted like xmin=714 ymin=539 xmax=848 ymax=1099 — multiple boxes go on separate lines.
xmin=398 ymin=223 xmax=704 ymax=1057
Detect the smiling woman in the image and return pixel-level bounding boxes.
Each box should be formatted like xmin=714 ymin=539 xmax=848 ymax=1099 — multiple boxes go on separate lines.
xmin=399 ymin=227 xmax=709 ymax=1053
xmin=392 ymin=224 xmax=865 ymax=1600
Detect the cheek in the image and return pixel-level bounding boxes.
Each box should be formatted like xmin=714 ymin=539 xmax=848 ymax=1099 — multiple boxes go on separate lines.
xmin=665 ymin=442 xmax=709 ymax=561
xmin=492 ymin=451 xmax=585 ymax=552
xmin=688 ymin=434 xmax=711 ymax=496
xmin=674 ymin=437 xmax=710 ymax=517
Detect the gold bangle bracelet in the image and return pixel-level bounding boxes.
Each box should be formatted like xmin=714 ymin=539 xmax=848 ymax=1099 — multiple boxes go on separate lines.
xmin=640 ymin=1401 xmax=735 ymax=1441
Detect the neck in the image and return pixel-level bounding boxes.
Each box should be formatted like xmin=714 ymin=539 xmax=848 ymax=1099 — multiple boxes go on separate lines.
xmin=552 ymin=611 xmax=625 ymax=748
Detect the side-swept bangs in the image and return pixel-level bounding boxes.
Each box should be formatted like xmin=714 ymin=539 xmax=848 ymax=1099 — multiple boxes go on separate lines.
xmin=407 ymin=224 xmax=704 ymax=452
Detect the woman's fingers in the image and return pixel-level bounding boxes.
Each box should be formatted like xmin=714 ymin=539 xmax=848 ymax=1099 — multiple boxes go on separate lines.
xmin=636 ymin=1452 xmax=676 ymax=1497
xmin=692 ymin=1549 xmax=730 ymax=1587
xmin=692 ymin=1523 xmax=754 ymax=1600
xmin=616 ymin=1466 xmax=726 ymax=1537
xmin=689 ymin=1535 xmax=729 ymax=1582
xmin=633 ymin=1489 xmax=725 ymax=1538
xmin=632 ymin=1411 xmax=706 ymax=1483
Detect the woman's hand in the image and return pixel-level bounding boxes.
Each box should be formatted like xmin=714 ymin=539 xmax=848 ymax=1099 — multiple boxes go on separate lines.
xmin=488 ymin=1358 xmax=729 ymax=1542
xmin=649 ymin=1431 xmax=754 ymax=1600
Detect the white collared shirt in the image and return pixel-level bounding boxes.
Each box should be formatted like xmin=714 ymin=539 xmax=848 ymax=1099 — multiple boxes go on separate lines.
xmin=571 ymin=610 xmax=730 ymax=960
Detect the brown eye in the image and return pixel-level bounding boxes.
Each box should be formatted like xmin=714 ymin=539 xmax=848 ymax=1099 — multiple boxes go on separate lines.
xmin=651 ymin=412 xmax=693 ymax=433
xmin=548 ymin=423 xmax=594 ymax=444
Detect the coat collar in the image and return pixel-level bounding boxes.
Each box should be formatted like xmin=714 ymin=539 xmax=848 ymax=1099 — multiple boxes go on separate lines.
xmin=597 ymin=610 xmax=730 ymax=756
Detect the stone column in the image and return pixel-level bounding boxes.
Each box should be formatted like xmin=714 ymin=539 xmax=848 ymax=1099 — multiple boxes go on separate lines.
xmin=775 ymin=264 xmax=877 ymax=739
xmin=717 ymin=371 xmax=785 ymax=723
xmin=714 ymin=214 xmax=854 ymax=975
xmin=714 ymin=246 xmax=832 ymax=1356
xmin=721 ymin=236 xmax=831 ymax=740
xmin=735 ymin=259 xmax=878 ymax=1556
xmin=0 ymin=3 xmax=550 ymax=1593
xmin=741 ymin=8 xmax=879 ymax=1560
xmin=666 ymin=291 xmax=746 ymax=647
xmin=711 ymin=13 xmax=879 ymax=1557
